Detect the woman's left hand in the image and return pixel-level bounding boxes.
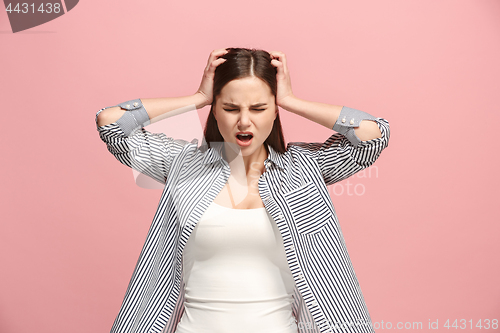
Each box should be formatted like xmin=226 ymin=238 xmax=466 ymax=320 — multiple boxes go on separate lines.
xmin=270 ymin=51 xmax=295 ymax=108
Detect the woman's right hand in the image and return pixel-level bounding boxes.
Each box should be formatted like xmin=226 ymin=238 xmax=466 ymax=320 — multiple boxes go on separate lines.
xmin=195 ymin=48 xmax=229 ymax=107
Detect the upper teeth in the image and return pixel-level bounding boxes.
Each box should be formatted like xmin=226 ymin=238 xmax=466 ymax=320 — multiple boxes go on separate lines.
xmin=239 ymin=134 xmax=251 ymax=136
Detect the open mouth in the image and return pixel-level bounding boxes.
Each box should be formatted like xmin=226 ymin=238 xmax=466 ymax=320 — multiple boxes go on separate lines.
xmin=236 ymin=133 xmax=254 ymax=146
xmin=236 ymin=134 xmax=253 ymax=142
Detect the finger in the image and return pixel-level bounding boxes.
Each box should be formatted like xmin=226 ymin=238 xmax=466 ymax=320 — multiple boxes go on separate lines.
xmin=211 ymin=48 xmax=228 ymax=55
xmin=207 ymin=49 xmax=229 ymax=66
xmin=274 ymin=51 xmax=286 ymax=68
xmin=270 ymin=51 xmax=284 ymax=58
xmin=270 ymin=52 xmax=287 ymax=70
xmin=270 ymin=52 xmax=280 ymax=61
xmin=207 ymin=57 xmax=227 ymax=72
xmin=214 ymin=48 xmax=229 ymax=58
xmin=270 ymin=59 xmax=283 ymax=72
xmin=217 ymin=48 xmax=229 ymax=55
xmin=214 ymin=57 xmax=227 ymax=67
xmin=213 ymin=49 xmax=229 ymax=63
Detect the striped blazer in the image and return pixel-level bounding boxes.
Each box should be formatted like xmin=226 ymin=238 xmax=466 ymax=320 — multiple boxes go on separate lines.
xmin=95 ymin=102 xmax=390 ymax=333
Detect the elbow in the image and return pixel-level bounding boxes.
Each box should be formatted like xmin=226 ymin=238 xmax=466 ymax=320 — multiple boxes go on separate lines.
xmin=355 ymin=118 xmax=390 ymax=151
xmin=96 ymin=106 xmax=124 ymax=127
xmin=96 ymin=109 xmax=109 ymax=127
xmin=355 ymin=119 xmax=383 ymax=142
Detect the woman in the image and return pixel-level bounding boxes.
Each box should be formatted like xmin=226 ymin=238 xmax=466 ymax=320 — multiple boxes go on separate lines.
xmin=96 ymin=48 xmax=390 ymax=333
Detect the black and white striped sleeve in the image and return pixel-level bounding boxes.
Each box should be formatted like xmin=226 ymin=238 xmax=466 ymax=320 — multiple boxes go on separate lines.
xmin=290 ymin=107 xmax=390 ymax=186
xmin=95 ymin=99 xmax=193 ymax=185
xmin=316 ymin=106 xmax=390 ymax=186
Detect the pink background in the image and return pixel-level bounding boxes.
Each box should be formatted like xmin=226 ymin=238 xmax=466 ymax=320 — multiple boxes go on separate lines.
xmin=1 ymin=0 xmax=499 ymax=332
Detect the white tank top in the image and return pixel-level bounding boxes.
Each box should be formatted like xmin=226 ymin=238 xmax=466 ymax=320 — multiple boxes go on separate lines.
xmin=174 ymin=201 xmax=298 ymax=333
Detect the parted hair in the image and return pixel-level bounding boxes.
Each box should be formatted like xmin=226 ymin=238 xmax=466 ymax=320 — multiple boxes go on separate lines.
xmin=203 ymin=47 xmax=286 ymax=154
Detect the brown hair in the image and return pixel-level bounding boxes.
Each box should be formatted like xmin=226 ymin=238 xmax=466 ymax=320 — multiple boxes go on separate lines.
xmin=203 ymin=47 xmax=286 ymax=154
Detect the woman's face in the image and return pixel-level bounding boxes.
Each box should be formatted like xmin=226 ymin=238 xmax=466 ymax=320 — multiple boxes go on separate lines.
xmin=213 ymin=76 xmax=278 ymax=156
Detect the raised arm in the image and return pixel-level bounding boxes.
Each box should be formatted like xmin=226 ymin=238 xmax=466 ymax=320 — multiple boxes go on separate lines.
xmin=270 ymin=51 xmax=382 ymax=144
xmin=95 ymin=49 xmax=229 ymax=184
xmin=97 ymin=48 xmax=229 ymax=127
xmin=96 ymin=93 xmax=209 ymax=127
xmin=270 ymin=51 xmax=390 ymax=185
xmin=276 ymin=97 xmax=382 ymax=143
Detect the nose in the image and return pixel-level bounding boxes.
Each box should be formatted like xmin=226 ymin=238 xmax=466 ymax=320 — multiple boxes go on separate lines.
xmin=237 ymin=109 xmax=251 ymax=128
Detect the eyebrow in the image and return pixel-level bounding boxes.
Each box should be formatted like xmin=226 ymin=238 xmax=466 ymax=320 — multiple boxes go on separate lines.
xmin=222 ymin=103 xmax=268 ymax=107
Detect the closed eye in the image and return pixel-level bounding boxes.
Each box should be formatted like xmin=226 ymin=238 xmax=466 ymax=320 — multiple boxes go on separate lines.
xmin=223 ymin=108 xmax=266 ymax=111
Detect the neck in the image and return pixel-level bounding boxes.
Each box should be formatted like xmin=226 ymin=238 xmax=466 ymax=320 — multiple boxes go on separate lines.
xmin=223 ymin=143 xmax=268 ymax=177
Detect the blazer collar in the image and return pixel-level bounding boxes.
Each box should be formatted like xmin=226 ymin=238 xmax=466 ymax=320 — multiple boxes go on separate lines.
xmin=201 ymin=141 xmax=285 ymax=170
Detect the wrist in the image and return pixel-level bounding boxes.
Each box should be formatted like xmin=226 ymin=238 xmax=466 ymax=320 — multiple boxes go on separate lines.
xmin=277 ymin=94 xmax=298 ymax=112
xmin=278 ymin=94 xmax=299 ymax=112
xmin=193 ymin=92 xmax=211 ymax=109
